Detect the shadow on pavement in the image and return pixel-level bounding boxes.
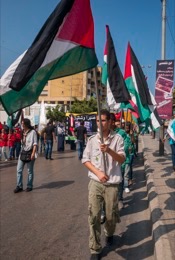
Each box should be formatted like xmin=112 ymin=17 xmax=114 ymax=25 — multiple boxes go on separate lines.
xmin=154 ymin=223 xmax=175 ymax=243
xmin=101 ymin=220 xmax=153 ymax=259
xmin=35 ymin=180 xmax=74 ymax=189
xmin=165 ymin=179 xmax=175 ymax=189
xmin=0 ymin=162 xmax=17 ymax=169
xmin=164 ymin=192 xmax=175 ymax=211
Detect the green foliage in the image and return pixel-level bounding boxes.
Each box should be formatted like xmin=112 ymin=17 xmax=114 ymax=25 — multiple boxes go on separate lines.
xmin=46 ymin=105 xmax=65 ymax=122
xmin=70 ymin=97 xmax=97 ymax=113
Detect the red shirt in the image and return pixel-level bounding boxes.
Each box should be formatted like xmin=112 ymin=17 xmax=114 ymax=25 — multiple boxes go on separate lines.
xmin=7 ymin=133 xmax=16 ymax=147
xmin=15 ymin=132 xmax=21 ymax=142
xmin=0 ymin=133 xmax=8 ymax=147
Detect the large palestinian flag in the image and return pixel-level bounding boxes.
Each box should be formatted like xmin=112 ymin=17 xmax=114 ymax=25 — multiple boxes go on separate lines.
xmin=101 ymin=25 xmax=131 ymax=110
xmin=0 ymin=0 xmax=98 ymax=115
xmin=124 ymin=42 xmax=153 ymax=122
xmin=124 ymin=42 xmax=162 ymax=128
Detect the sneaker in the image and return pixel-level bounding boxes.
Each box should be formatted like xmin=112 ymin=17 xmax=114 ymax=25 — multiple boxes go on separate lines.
xmin=49 ymin=158 xmax=54 ymax=160
xmin=124 ymin=187 xmax=130 ymax=193
xmin=5 ymin=159 xmax=8 ymax=162
xmin=118 ymin=200 xmax=124 ymax=210
xmin=25 ymin=187 xmax=33 ymax=192
xmin=100 ymin=211 xmax=106 ymax=224
xmin=14 ymin=186 xmax=23 ymax=193
xmin=90 ymin=254 xmax=101 ymax=260
xmin=45 ymin=157 xmax=48 ymax=160
xmin=105 ymin=236 xmax=113 ymax=246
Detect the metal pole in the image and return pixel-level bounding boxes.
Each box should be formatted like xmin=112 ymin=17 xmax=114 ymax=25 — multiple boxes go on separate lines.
xmin=161 ymin=0 xmax=166 ymax=60
xmin=94 ymin=67 xmax=107 ymax=174
xmin=70 ymin=77 xmax=72 ymax=111
xmin=159 ymin=0 xmax=166 ymax=156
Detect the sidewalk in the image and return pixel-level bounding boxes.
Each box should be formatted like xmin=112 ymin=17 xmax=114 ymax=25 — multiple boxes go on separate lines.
xmin=141 ymin=134 xmax=175 ymax=260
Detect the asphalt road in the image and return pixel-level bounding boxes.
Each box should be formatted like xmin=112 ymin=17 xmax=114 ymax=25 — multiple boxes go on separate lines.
xmin=0 ymin=141 xmax=154 ymax=260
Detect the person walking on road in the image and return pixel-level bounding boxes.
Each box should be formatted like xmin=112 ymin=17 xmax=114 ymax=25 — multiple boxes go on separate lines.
xmin=82 ymin=109 xmax=125 ymax=260
xmin=57 ymin=123 xmax=65 ymax=152
xmin=74 ymin=120 xmax=87 ymax=160
xmin=44 ymin=120 xmax=56 ymax=160
xmin=14 ymin=118 xmax=38 ymax=193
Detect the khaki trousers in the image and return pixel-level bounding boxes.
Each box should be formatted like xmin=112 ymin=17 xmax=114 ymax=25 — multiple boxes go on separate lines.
xmin=88 ymin=179 xmax=120 ymax=254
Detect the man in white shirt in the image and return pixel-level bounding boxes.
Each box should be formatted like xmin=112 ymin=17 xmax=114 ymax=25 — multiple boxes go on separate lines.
xmin=82 ymin=109 xmax=125 ymax=260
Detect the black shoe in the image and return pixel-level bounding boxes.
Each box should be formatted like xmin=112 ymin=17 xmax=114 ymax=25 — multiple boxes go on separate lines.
xmin=45 ymin=156 xmax=48 ymax=160
xmin=49 ymin=158 xmax=54 ymax=160
xmin=105 ymin=236 xmax=113 ymax=246
xmin=173 ymin=166 xmax=175 ymax=171
xmin=14 ymin=186 xmax=23 ymax=193
xmin=25 ymin=187 xmax=33 ymax=192
xmin=90 ymin=254 xmax=101 ymax=260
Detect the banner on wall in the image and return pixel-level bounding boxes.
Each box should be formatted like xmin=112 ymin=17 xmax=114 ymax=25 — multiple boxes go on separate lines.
xmin=66 ymin=113 xmax=97 ymax=136
xmin=155 ymin=60 xmax=174 ymax=119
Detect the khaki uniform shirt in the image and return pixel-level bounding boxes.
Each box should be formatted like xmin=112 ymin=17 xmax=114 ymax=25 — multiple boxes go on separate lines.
xmin=82 ymin=131 xmax=125 ymax=184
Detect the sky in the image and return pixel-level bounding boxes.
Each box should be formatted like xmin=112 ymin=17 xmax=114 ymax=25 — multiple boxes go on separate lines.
xmin=0 ymin=0 xmax=175 ymax=94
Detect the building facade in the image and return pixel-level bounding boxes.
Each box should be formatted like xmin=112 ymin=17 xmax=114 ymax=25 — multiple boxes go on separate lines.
xmin=38 ymin=66 xmax=106 ymax=111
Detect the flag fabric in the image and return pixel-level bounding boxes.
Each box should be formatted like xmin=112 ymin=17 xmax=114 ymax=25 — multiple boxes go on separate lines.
xmin=101 ymin=25 xmax=131 ymax=110
xmin=167 ymin=119 xmax=175 ymax=141
xmin=0 ymin=0 xmax=98 ymax=115
xmin=38 ymin=101 xmax=47 ymax=132
xmin=124 ymin=42 xmax=154 ymax=122
xmin=148 ymin=90 xmax=162 ymax=129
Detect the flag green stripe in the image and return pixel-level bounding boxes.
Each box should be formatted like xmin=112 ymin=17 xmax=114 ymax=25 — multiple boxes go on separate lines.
xmin=0 ymin=46 xmax=98 ymax=115
xmin=125 ymin=77 xmax=150 ymax=122
xmin=101 ymin=62 xmax=107 ymax=85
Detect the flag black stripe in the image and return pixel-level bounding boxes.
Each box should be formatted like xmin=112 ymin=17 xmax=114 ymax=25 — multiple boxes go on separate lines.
xmin=107 ymin=26 xmax=131 ymax=103
xmin=130 ymin=46 xmax=153 ymax=106
xmin=154 ymin=108 xmax=163 ymax=125
xmin=10 ymin=0 xmax=75 ymax=91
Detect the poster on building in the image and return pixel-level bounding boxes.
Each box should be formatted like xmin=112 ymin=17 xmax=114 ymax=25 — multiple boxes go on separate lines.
xmin=66 ymin=113 xmax=97 ymax=137
xmin=155 ymin=60 xmax=174 ymax=119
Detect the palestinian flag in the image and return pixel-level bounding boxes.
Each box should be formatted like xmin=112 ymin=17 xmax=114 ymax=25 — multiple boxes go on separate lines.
xmin=101 ymin=25 xmax=131 ymax=111
xmin=0 ymin=0 xmax=98 ymax=115
xmin=149 ymin=90 xmax=163 ymax=130
xmin=124 ymin=42 xmax=153 ymax=122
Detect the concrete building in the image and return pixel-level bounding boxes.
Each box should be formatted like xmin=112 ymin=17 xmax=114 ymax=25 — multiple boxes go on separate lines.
xmin=38 ymin=67 xmax=106 ymax=111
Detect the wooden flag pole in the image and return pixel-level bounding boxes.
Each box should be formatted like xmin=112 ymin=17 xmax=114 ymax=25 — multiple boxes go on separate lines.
xmin=120 ymin=109 xmax=123 ymax=128
xmin=94 ymin=67 xmax=107 ymax=174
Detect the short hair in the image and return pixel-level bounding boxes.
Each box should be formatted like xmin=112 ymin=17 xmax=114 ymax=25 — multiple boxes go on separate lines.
xmin=110 ymin=113 xmax=116 ymax=122
xmin=80 ymin=120 xmax=84 ymax=126
xmin=97 ymin=109 xmax=110 ymax=120
xmin=48 ymin=120 xmax=53 ymax=124
xmin=22 ymin=118 xmax=32 ymax=129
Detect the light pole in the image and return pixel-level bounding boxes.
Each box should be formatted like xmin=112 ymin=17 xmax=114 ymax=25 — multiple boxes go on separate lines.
xmin=159 ymin=0 xmax=167 ymax=156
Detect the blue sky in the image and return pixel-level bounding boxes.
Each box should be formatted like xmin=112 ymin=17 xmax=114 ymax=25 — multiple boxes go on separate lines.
xmin=1 ymin=0 xmax=175 ymax=94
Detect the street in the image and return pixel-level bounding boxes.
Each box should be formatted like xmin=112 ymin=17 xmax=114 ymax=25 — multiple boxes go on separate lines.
xmin=0 ymin=140 xmax=154 ymax=260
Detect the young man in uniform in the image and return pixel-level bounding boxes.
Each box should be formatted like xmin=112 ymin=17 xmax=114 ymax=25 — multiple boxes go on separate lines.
xmin=82 ymin=110 xmax=125 ymax=260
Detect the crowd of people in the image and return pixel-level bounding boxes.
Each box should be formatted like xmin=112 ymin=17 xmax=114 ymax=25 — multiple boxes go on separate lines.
xmin=0 ymin=121 xmax=22 ymax=161
xmin=1 ymin=111 xmax=139 ymax=259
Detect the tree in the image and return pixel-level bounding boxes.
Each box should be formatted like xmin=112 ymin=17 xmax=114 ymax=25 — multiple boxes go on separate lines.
xmin=70 ymin=97 xmax=97 ymax=113
xmin=46 ymin=105 xmax=65 ymax=122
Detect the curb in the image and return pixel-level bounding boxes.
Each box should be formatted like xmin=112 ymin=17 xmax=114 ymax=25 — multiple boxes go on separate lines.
xmin=141 ymin=137 xmax=174 ymax=260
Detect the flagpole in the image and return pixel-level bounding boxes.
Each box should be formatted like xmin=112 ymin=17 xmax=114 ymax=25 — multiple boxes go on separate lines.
xmin=120 ymin=109 xmax=123 ymax=128
xmin=94 ymin=67 xmax=107 ymax=174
